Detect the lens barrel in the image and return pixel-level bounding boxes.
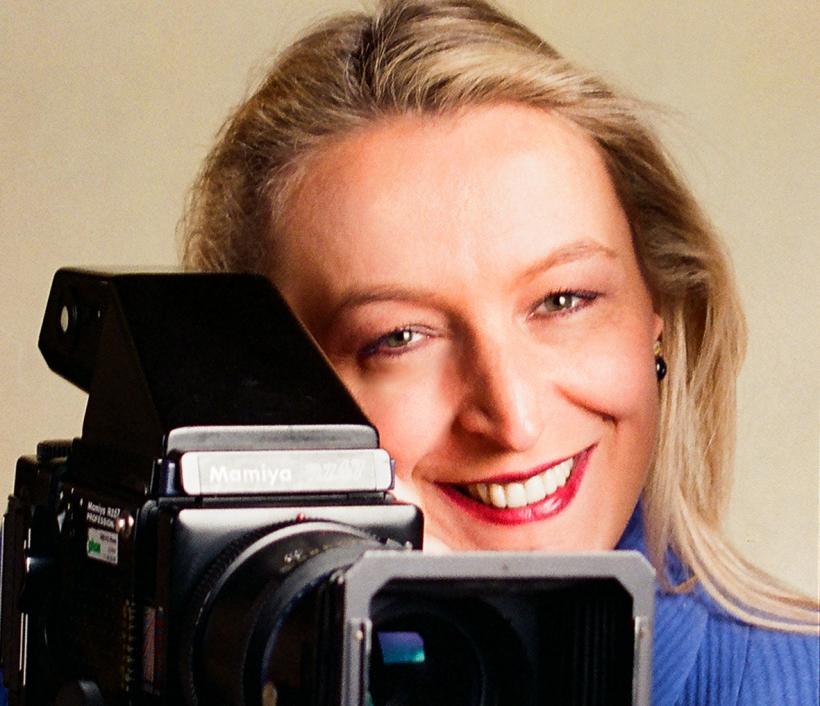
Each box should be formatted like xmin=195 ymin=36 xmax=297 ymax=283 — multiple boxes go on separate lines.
xmin=180 ymin=521 xmax=388 ymax=706
xmin=180 ymin=532 xmax=651 ymax=706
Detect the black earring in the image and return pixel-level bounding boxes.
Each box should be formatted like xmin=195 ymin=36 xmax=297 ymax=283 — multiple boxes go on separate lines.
xmin=654 ymin=340 xmax=667 ymax=381
xmin=655 ymin=355 xmax=667 ymax=381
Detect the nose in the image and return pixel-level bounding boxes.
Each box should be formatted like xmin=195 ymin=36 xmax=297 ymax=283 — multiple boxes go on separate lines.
xmin=454 ymin=335 xmax=544 ymax=452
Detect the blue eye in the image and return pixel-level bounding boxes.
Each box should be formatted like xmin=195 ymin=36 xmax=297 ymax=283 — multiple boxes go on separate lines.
xmin=360 ymin=327 xmax=426 ymax=358
xmin=382 ymin=329 xmax=417 ymax=348
xmin=535 ymin=290 xmax=597 ymax=315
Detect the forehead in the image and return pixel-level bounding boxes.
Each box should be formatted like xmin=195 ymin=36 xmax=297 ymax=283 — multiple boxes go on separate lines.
xmin=274 ymin=103 xmax=633 ymax=309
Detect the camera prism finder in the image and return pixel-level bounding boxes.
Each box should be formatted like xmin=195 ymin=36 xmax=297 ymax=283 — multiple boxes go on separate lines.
xmin=1 ymin=269 xmax=653 ymax=706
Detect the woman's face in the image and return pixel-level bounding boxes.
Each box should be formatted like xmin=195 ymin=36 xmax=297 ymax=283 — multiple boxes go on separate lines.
xmin=274 ymin=103 xmax=662 ymax=552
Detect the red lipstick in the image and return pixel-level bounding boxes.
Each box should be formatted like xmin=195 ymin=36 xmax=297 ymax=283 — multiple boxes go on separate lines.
xmin=439 ymin=445 xmax=594 ymax=525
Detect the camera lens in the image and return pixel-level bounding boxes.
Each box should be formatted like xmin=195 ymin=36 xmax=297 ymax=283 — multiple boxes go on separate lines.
xmin=181 ymin=521 xmax=389 ymax=706
xmin=181 ymin=523 xmax=635 ymax=706
xmin=368 ymin=598 xmax=531 ymax=706
xmin=369 ymin=619 xmax=482 ymax=706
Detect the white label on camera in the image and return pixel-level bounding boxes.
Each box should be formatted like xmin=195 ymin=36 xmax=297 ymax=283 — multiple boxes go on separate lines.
xmin=85 ymin=500 xmax=121 ymax=530
xmin=87 ymin=527 xmax=118 ymax=565
xmin=179 ymin=448 xmax=393 ymax=495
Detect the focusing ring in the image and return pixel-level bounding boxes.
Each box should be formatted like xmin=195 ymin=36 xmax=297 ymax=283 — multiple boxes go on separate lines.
xmin=177 ymin=523 xmax=279 ymax=706
xmin=177 ymin=519 xmax=392 ymax=706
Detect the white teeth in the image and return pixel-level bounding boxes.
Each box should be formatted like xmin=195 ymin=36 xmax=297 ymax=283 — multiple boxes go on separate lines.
xmin=505 ymin=482 xmax=527 ymax=508
xmin=523 ymin=474 xmax=545 ymax=504
xmin=554 ymin=458 xmax=572 ymax=484
xmin=543 ymin=470 xmax=558 ymax=495
xmin=489 ymin=483 xmax=507 ymax=509
xmin=464 ymin=457 xmax=576 ymax=509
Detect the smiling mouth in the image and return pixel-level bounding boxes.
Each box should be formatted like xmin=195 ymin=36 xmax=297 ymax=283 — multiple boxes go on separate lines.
xmin=455 ymin=455 xmax=578 ymax=510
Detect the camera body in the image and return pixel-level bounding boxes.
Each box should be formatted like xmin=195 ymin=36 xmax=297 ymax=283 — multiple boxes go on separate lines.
xmin=6 ymin=428 xmax=424 ymax=705
xmin=1 ymin=270 xmax=654 ymax=706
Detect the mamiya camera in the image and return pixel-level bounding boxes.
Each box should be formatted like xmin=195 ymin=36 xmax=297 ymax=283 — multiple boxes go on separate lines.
xmin=1 ymin=269 xmax=653 ymax=706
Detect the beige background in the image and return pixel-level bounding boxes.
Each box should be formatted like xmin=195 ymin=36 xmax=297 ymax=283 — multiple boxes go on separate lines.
xmin=1 ymin=1 xmax=817 ymax=595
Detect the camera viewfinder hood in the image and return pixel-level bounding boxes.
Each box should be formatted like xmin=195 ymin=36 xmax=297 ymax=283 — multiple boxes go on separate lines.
xmin=38 ymin=268 xmax=374 ymax=461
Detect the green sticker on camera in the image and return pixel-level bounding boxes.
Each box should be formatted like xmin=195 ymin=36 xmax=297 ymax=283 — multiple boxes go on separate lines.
xmin=87 ymin=527 xmax=118 ymax=565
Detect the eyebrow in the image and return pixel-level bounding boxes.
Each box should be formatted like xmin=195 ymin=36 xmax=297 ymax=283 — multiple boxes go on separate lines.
xmin=328 ymin=285 xmax=447 ymax=320
xmin=328 ymin=239 xmax=618 ymax=319
xmin=518 ymin=240 xmax=618 ymax=281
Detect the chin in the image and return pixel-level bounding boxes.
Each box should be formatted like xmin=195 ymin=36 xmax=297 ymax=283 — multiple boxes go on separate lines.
xmin=423 ymin=511 xmax=625 ymax=553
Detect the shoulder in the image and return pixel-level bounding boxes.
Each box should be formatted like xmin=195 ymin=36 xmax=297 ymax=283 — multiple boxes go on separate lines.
xmin=616 ymin=506 xmax=818 ymax=705
xmin=660 ymin=587 xmax=820 ymax=706
xmin=732 ymin=618 xmax=819 ymax=705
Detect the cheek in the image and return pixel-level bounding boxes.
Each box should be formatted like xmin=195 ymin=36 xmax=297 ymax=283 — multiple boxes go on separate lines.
xmin=339 ymin=376 xmax=453 ymax=484
xmin=559 ymin=321 xmax=660 ymax=429
xmin=593 ymin=346 xmax=657 ymax=417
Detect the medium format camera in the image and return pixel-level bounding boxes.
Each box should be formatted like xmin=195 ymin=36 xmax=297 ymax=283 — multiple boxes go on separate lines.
xmin=1 ymin=269 xmax=653 ymax=706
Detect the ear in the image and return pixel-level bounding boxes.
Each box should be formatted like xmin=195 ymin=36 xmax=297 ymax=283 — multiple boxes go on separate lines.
xmin=652 ymin=313 xmax=663 ymax=341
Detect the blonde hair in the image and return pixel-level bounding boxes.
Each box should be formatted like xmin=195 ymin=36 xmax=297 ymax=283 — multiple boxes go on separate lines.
xmin=181 ymin=0 xmax=817 ymax=631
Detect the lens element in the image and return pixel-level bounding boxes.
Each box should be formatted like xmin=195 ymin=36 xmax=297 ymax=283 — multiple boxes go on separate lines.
xmin=377 ymin=631 xmax=426 ymax=665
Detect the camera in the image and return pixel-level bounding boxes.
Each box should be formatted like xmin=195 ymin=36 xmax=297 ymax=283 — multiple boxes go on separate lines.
xmin=1 ymin=269 xmax=653 ymax=705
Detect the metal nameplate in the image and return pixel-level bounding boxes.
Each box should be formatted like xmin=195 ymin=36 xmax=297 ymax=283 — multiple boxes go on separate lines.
xmin=179 ymin=448 xmax=393 ymax=495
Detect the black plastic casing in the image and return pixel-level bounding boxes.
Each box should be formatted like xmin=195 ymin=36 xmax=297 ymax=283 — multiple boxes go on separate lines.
xmin=0 ymin=270 xmax=422 ymax=705
xmin=2 ymin=447 xmax=421 ymax=706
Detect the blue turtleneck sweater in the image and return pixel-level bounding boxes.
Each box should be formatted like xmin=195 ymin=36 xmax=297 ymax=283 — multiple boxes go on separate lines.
xmin=617 ymin=506 xmax=819 ymax=705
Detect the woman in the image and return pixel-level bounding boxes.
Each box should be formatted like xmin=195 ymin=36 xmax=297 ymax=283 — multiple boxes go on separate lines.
xmin=181 ymin=1 xmax=819 ymax=703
